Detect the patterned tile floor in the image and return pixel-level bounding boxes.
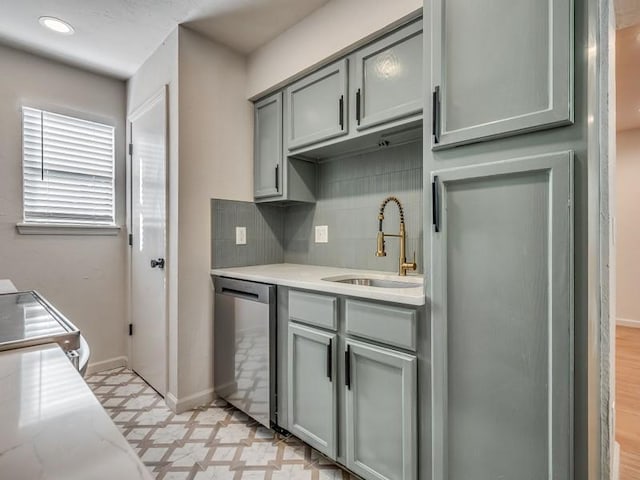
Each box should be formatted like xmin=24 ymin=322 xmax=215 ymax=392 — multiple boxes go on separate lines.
xmin=86 ymin=367 xmax=355 ymax=480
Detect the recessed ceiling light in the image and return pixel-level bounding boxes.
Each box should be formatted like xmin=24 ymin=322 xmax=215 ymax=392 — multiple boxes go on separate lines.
xmin=38 ymin=16 xmax=74 ymax=35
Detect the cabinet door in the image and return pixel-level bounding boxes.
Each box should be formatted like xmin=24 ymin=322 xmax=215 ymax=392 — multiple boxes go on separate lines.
xmin=286 ymin=60 xmax=348 ymax=151
xmin=288 ymin=323 xmax=337 ymax=458
xmin=431 ymin=0 xmax=573 ymax=148
xmin=254 ymin=92 xmax=282 ymax=199
xmin=344 ymin=338 xmax=417 ymax=480
xmin=353 ymin=20 xmax=423 ymax=131
xmin=430 ymin=152 xmax=573 ymax=480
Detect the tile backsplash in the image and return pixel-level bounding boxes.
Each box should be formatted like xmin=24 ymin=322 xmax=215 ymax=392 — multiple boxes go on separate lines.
xmin=211 ymin=200 xmax=284 ymax=268
xmin=211 ymin=140 xmax=423 ymax=273
xmin=284 ymin=141 xmax=423 ymax=273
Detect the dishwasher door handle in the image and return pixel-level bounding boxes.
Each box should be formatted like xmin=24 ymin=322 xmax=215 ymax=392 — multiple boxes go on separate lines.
xmin=220 ymin=288 xmax=260 ymax=301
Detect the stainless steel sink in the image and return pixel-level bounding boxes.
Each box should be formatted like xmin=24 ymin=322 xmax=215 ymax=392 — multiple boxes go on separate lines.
xmin=322 ymin=276 xmax=421 ymax=289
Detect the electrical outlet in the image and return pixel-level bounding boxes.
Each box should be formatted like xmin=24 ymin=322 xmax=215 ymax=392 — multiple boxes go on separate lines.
xmin=315 ymin=225 xmax=328 ymax=243
xmin=235 ymin=226 xmax=247 ymax=245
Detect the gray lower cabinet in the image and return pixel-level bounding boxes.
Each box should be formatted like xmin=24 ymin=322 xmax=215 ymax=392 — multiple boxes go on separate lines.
xmin=344 ymin=338 xmax=417 ymax=480
xmin=353 ymin=19 xmax=423 ymax=132
xmin=430 ymin=152 xmax=573 ymax=480
xmin=285 ymin=59 xmax=348 ymax=151
xmin=287 ymin=322 xmax=337 ymax=459
xmin=254 ymin=92 xmax=283 ymax=199
xmin=431 ymin=0 xmax=573 ymax=148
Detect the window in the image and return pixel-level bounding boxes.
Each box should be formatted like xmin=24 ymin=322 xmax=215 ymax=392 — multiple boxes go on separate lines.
xmin=21 ymin=107 xmax=116 ymax=227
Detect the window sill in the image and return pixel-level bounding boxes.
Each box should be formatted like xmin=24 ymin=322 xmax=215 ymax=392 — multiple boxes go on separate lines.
xmin=16 ymin=223 xmax=121 ymax=236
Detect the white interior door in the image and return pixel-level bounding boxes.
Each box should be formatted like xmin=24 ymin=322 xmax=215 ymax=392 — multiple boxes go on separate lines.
xmin=129 ymin=88 xmax=167 ymax=395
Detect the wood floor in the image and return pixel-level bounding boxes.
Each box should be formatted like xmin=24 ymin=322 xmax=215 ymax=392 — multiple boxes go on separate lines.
xmin=616 ymin=326 xmax=640 ymax=479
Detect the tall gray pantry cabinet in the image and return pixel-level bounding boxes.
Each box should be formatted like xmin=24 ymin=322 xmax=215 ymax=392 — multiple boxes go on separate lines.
xmin=431 ymin=154 xmax=573 ymax=480
xmin=426 ymin=0 xmax=576 ymax=479
xmin=430 ymin=0 xmax=573 ymax=148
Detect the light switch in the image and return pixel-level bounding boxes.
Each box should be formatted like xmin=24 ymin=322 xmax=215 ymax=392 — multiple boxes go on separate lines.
xmin=315 ymin=225 xmax=328 ymax=243
xmin=236 ymin=226 xmax=247 ymax=245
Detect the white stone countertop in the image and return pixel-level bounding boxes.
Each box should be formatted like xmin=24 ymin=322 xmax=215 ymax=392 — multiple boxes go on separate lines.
xmin=0 ymin=343 xmax=152 ymax=480
xmin=0 ymin=279 xmax=17 ymax=294
xmin=210 ymin=263 xmax=426 ymax=306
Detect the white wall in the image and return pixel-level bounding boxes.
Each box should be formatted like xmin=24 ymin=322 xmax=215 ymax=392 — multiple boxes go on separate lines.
xmin=0 ymin=44 xmax=127 ymax=368
xmin=616 ymin=128 xmax=640 ymax=324
xmin=176 ymin=26 xmax=253 ymax=405
xmin=126 ymin=29 xmax=180 ymax=395
xmin=126 ymin=27 xmax=252 ymax=410
xmin=246 ymin=0 xmax=422 ymax=98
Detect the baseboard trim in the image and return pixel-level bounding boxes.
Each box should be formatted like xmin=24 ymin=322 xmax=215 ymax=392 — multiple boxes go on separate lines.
xmin=613 ymin=441 xmax=620 ymax=480
xmin=165 ymin=388 xmax=216 ymax=414
xmin=86 ymin=356 xmax=128 ymax=375
xmin=617 ymin=317 xmax=640 ymax=328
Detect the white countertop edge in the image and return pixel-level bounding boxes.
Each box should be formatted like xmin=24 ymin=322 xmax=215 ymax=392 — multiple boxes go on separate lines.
xmin=210 ymin=264 xmax=426 ymax=306
xmin=0 ymin=280 xmax=17 ymax=294
xmin=0 ymin=343 xmax=152 ymax=480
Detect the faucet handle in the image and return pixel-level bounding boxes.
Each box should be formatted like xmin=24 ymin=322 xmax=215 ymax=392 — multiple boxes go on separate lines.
xmin=376 ymin=231 xmax=386 ymax=257
xmin=400 ymin=251 xmax=417 ymax=276
xmin=410 ymin=251 xmax=417 ymax=270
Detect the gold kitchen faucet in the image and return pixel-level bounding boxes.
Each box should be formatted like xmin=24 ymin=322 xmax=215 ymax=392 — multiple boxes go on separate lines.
xmin=376 ymin=196 xmax=417 ymax=276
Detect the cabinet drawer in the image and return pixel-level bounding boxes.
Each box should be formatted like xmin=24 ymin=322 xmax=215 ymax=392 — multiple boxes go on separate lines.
xmin=345 ymin=299 xmax=417 ymax=351
xmin=289 ymin=290 xmax=337 ymax=331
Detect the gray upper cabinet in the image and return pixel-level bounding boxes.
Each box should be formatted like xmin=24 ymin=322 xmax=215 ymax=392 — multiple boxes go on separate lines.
xmin=253 ymin=17 xmax=423 ymax=182
xmin=286 ymin=59 xmax=348 ymax=151
xmin=254 ymin=92 xmax=282 ymax=199
xmin=430 ymin=152 xmax=573 ymax=480
xmin=431 ymin=0 xmax=573 ymax=148
xmin=354 ymin=19 xmax=423 ymax=132
xmin=288 ymin=323 xmax=338 ymax=459
xmin=345 ymin=338 xmax=417 ymax=480
xmin=253 ymin=94 xmax=317 ymax=204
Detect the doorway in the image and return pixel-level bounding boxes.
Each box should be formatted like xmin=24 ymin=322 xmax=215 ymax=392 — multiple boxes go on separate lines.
xmin=614 ymin=12 xmax=640 ymax=479
xmin=128 ymin=87 xmax=168 ymax=396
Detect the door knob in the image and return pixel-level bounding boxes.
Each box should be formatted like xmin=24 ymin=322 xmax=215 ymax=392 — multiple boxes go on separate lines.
xmin=150 ymin=258 xmax=165 ymax=269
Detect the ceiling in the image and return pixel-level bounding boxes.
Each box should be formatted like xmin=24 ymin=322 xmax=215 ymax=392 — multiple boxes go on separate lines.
xmin=0 ymin=0 xmax=329 ymax=80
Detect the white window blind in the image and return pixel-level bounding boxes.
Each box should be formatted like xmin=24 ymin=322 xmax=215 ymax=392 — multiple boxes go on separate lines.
xmin=22 ymin=107 xmax=115 ymax=225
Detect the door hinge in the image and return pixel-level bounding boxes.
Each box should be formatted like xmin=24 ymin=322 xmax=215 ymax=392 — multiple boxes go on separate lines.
xmin=128 ymin=143 xmax=133 ymax=156
xmin=432 ymin=86 xmax=441 ymax=144
xmin=128 ymin=323 xmax=133 ymax=336
xmin=128 ymin=233 xmax=133 ymax=246
xmin=432 ymin=175 xmax=440 ymax=233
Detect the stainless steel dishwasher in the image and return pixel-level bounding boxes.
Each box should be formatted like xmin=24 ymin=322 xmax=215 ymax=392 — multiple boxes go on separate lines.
xmin=213 ymin=276 xmax=276 ymax=428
